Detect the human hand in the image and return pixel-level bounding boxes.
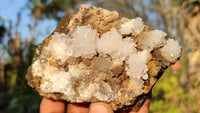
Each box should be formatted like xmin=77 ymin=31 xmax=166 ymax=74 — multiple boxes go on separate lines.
xmin=40 ymin=93 xmax=151 ymax=113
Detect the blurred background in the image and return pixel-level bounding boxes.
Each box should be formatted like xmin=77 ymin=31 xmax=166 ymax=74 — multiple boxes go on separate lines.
xmin=0 ymin=0 xmax=199 ymax=113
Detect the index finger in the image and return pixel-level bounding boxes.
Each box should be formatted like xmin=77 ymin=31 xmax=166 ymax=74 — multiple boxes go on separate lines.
xmin=40 ymin=97 xmax=66 ymax=113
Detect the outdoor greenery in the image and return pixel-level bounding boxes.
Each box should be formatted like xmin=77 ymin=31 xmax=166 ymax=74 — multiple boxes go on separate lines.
xmin=0 ymin=0 xmax=200 ymax=113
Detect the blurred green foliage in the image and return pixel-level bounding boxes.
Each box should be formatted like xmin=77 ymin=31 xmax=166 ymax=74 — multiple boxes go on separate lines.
xmin=0 ymin=41 xmax=40 ymax=113
xmin=0 ymin=90 xmax=41 ymax=113
xmin=150 ymin=49 xmax=199 ymax=113
xmin=0 ymin=0 xmax=200 ymax=113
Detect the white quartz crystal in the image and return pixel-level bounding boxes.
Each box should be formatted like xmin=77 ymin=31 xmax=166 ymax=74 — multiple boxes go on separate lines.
xmin=40 ymin=66 xmax=72 ymax=94
xmin=97 ymin=28 xmax=137 ymax=62
xmin=71 ymin=25 xmax=99 ymax=58
xmin=126 ymin=50 xmax=152 ymax=80
xmin=97 ymin=28 xmax=122 ymax=55
xmin=39 ymin=64 xmax=84 ymax=95
xmin=45 ymin=25 xmax=99 ymax=65
xmin=93 ymin=81 xmax=113 ymax=101
xmin=137 ymin=30 xmax=167 ymax=51
xmin=128 ymin=78 xmax=145 ymax=96
xmin=160 ymin=39 xmax=181 ymax=62
xmin=119 ymin=17 xmax=144 ymax=36
xmin=32 ymin=59 xmax=44 ymax=77
xmin=46 ymin=32 xmax=71 ymax=65
xmin=78 ymin=83 xmax=95 ymax=101
xmin=115 ymin=37 xmax=137 ymax=61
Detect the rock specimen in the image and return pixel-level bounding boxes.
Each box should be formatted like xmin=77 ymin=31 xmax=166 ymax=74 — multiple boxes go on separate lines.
xmin=26 ymin=4 xmax=181 ymax=111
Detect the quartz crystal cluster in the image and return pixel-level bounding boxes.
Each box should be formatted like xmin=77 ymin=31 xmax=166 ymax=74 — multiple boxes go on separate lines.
xmin=26 ymin=4 xmax=181 ymax=111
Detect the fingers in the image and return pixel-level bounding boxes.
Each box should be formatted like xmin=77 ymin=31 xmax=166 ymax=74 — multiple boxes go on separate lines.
xmin=40 ymin=97 xmax=113 ymax=113
xmin=67 ymin=93 xmax=151 ymax=113
xmin=67 ymin=103 xmax=89 ymax=113
xmin=129 ymin=92 xmax=151 ymax=113
xmin=89 ymin=102 xmax=114 ymax=113
xmin=40 ymin=92 xmax=151 ymax=113
xmin=40 ymin=97 xmax=66 ymax=113
xmin=136 ymin=95 xmax=151 ymax=113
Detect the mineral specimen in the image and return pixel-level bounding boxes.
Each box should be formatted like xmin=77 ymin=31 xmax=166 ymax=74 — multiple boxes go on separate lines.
xmin=26 ymin=4 xmax=182 ymax=111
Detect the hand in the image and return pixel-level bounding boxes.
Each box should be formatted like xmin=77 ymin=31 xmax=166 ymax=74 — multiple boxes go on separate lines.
xmin=40 ymin=93 xmax=151 ymax=113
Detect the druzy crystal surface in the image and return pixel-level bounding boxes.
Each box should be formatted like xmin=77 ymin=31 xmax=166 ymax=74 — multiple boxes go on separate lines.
xmin=27 ymin=4 xmax=181 ymax=111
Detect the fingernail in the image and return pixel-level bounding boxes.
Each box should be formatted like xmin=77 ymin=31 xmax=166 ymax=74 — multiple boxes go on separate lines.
xmin=89 ymin=103 xmax=109 ymax=113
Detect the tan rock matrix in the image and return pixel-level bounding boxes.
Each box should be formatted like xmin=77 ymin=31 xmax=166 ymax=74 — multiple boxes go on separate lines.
xmin=26 ymin=4 xmax=181 ymax=111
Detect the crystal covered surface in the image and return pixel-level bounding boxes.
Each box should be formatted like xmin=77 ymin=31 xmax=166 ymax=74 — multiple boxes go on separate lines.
xmin=26 ymin=4 xmax=181 ymax=111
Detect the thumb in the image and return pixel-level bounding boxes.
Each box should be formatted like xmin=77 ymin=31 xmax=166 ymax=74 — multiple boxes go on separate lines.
xmin=89 ymin=102 xmax=114 ymax=113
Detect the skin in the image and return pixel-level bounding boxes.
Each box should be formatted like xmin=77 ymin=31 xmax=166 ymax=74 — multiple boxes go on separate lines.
xmin=40 ymin=93 xmax=151 ymax=113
